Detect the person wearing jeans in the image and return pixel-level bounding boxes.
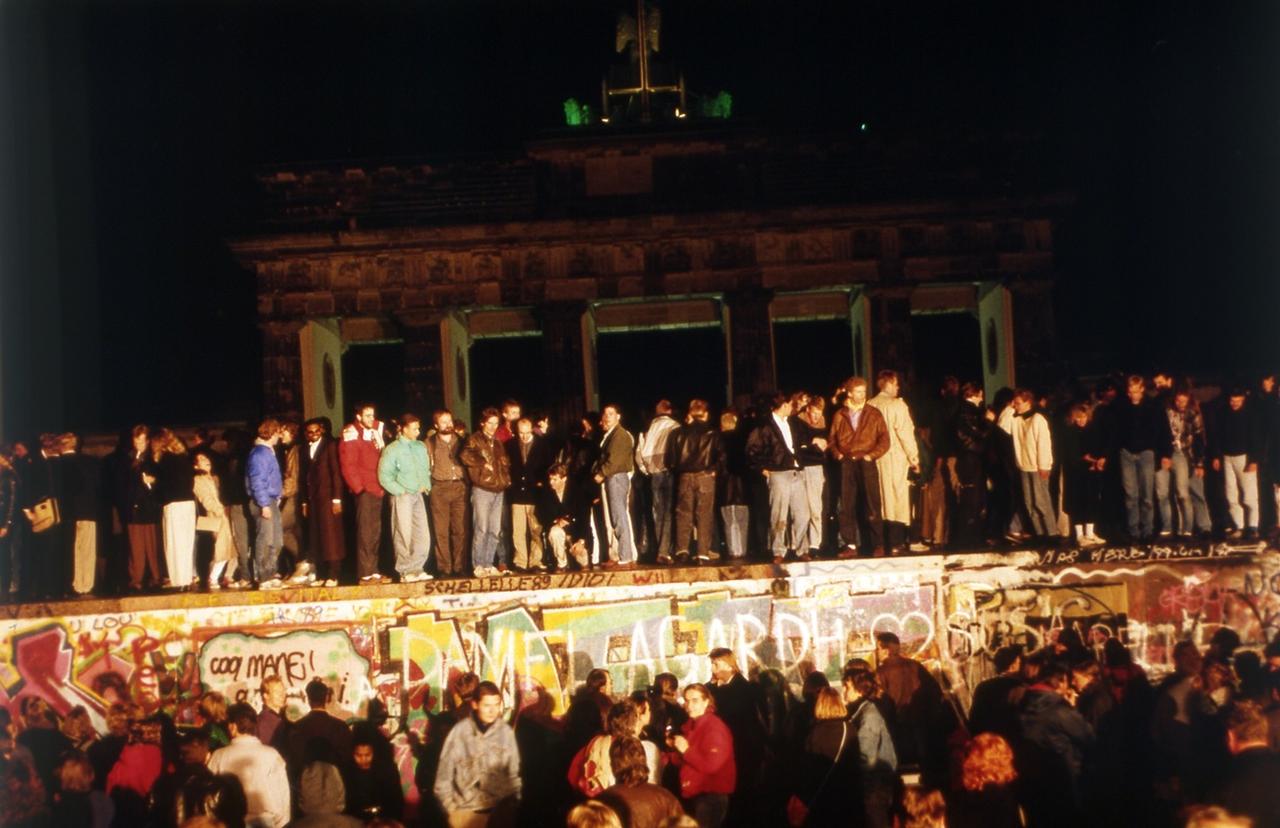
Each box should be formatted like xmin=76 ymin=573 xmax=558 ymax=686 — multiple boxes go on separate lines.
xmin=594 ymin=405 xmax=638 ymax=567
xmin=462 ymin=408 xmax=511 ymax=577
xmin=1112 ymin=375 xmax=1173 ymax=541
xmin=1212 ymin=388 xmax=1263 ymax=539
xmin=791 ymin=392 xmax=830 ymax=555
xmin=1158 ymin=390 xmax=1212 ymax=536
xmin=636 ymin=400 xmax=680 ymax=562
xmin=717 ymin=412 xmax=751 ymax=559
xmin=1010 ymin=390 xmax=1059 ymax=540
xmin=245 ymin=419 xmax=284 ymax=590
xmin=377 ymin=413 xmax=433 ymax=582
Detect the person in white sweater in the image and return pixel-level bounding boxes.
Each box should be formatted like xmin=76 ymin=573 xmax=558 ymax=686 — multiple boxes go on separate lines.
xmin=1010 ymin=390 xmax=1060 ymax=539
xmin=207 ymin=703 xmax=292 ymax=828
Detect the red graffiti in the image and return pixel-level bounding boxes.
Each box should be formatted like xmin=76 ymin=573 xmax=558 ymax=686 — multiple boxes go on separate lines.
xmin=5 ymin=625 xmax=82 ymax=715
xmin=1156 ymin=582 xmax=1230 ymax=621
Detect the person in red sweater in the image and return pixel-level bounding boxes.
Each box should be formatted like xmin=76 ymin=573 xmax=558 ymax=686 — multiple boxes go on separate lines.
xmin=668 ymin=683 xmax=735 ymax=828
xmin=339 ymin=403 xmax=390 ymax=585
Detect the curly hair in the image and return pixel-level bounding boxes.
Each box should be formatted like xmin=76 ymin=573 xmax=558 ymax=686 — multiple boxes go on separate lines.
xmin=961 ymin=732 xmax=1018 ymax=791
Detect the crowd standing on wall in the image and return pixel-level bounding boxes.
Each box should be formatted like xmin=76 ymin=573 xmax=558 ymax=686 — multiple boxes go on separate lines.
xmin=3 ymin=632 xmax=1280 ymax=828
xmin=2 ymin=370 xmax=1280 ymax=598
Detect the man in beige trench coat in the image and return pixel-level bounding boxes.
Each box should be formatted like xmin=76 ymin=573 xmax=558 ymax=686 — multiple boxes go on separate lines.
xmin=867 ymin=370 xmax=920 ymax=555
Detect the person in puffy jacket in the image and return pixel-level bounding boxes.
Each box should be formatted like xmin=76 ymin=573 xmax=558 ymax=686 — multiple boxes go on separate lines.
xmin=340 ymin=402 xmax=390 ymax=585
xmin=668 ymin=683 xmax=735 ymax=828
xmin=245 ymin=418 xmax=284 ymax=589
xmin=377 ymin=413 xmax=433 ymax=583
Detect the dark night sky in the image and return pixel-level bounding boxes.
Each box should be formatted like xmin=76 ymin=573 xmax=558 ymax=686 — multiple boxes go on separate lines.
xmin=1 ymin=1 xmax=1277 ymax=438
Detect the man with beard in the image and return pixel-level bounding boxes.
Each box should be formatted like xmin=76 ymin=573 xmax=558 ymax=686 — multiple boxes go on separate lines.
xmin=339 ymin=403 xmax=391 ymax=585
xmin=427 ymin=410 xmax=468 ymax=578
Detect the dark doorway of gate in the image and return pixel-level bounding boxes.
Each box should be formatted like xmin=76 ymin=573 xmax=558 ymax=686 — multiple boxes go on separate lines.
xmin=597 ymin=328 xmax=727 ymax=426
xmin=773 ymin=318 xmax=856 ymax=395
xmin=342 ymin=341 xmax=405 ymax=420
xmin=469 ymin=335 xmax=548 ymax=423
xmin=910 ymin=313 xmax=982 ymax=397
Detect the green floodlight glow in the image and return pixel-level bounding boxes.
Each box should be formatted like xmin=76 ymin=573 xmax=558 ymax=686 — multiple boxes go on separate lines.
xmin=563 ymin=98 xmax=592 ymax=127
xmin=702 ymin=90 xmax=732 ymax=119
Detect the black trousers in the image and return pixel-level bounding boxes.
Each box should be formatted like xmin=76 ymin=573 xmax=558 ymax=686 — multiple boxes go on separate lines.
xmin=839 ymin=459 xmax=883 ymax=553
xmin=953 ymin=451 xmax=987 ymax=546
xmin=354 ymin=491 xmax=383 ymax=577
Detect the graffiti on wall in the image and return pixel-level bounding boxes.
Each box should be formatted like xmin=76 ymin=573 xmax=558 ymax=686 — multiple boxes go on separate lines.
xmin=1 ymin=551 xmax=1277 ymax=733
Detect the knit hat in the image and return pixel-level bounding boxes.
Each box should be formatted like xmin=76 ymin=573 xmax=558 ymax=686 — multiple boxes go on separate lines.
xmin=299 ymin=761 xmax=346 ymax=815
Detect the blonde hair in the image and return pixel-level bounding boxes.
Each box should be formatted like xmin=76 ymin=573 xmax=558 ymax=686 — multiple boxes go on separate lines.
xmin=199 ymin=692 xmax=228 ymax=723
xmin=813 ymin=686 xmax=847 ymax=721
xmin=152 ymin=428 xmax=187 ymax=456
xmin=901 ymin=787 xmax=946 ymax=828
xmin=1184 ymin=806 xmax=1252 ymax=828
xmin=566 ymin=800 xmax=622 ymax=828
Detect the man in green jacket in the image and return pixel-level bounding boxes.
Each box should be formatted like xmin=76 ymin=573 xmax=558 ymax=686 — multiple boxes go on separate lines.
xmin=377 ymin=414 xmax=433 ymax=583
xmin=593 ymin=404 xmax=638 ymax=567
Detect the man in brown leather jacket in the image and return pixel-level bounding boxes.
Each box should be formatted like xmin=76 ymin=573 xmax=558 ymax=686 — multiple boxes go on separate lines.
xmin=462 ymin=408 xmax=511 ymax=576
xmin=828 ymin=377 xmax=891 ymax=557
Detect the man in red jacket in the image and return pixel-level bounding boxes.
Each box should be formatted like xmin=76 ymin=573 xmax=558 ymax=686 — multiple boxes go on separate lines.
xmin=669 ymin=683 xmax=735 ymax=828
xmin=339 ymin=403 xmax=391 ymax=585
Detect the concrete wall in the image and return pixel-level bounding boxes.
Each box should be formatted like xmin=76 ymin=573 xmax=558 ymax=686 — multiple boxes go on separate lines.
xmin=3 ymin=547 xmax=1275 ymax=802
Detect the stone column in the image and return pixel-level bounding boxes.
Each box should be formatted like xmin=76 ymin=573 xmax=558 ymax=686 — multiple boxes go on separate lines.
xmin=724 ymin=288 xmax=775 ymax=405
xmin=398 ymin=312 xmax=445 ymax=417
xmin=536 ymin=301 xmax=589 ymax=428
xmin=261 ymin=321 xmax=305 ymax=418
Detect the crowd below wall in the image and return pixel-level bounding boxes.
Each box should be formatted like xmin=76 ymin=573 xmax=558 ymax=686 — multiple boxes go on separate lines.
xmin=3 ymin=621 xmax=1280 ymax=828
xmin=2 ymin=368 xmax=1280 ymax=600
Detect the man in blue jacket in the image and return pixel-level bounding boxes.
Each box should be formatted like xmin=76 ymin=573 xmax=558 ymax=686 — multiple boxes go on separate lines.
xmin=246 ymin=418 xmax=285 ymax=590
xmin=377 ymin=414 xmax=433 ymax=583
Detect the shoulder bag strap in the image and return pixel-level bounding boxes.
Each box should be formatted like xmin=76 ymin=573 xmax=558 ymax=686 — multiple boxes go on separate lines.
xmin=807 ymin=720 xmax=849 ymax=806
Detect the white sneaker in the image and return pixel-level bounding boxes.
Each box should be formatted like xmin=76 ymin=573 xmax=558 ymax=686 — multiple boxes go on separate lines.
xmin=258 ymin=578 xmax=284 ymax=591
xmin=321 ymin=578 xmax=338 ymax=588
xmin=208 ymin=580 xmax=222 ymax=590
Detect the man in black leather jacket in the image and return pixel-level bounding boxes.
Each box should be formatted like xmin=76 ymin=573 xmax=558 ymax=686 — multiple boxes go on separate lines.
xmin=745 ymin=393 xmax=810 ymax=562
xmin=665 ymin=399 xmax=723 ymax=563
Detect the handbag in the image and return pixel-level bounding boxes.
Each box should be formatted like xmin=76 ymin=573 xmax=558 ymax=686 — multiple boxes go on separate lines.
xmin=196 ymin=515 xmax=221 ymax=532
xmin=29 ymin=497 xmax=60 ymax=534
xmin=786 ymin=720 xmax=849 ymax=827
